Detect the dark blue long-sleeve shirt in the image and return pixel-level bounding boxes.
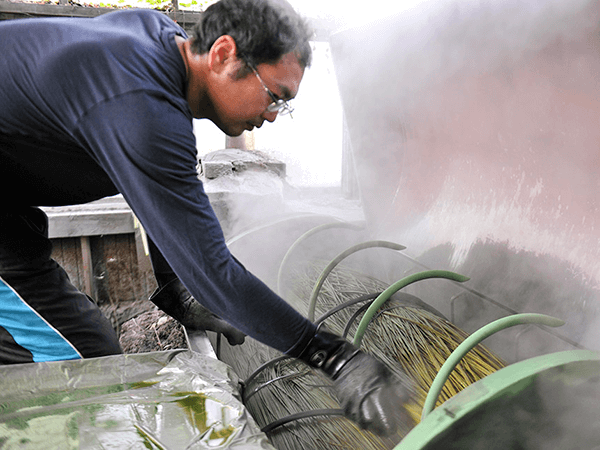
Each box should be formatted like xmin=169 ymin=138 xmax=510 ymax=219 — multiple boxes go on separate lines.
xmin=0 ymin=9 xmax=315 ymax=354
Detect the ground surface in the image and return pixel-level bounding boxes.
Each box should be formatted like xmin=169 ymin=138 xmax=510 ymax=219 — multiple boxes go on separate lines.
xmin=119 ymin=308 xmax=188 ymax=353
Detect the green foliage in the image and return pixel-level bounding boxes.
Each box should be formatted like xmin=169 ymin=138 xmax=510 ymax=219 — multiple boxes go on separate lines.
xmin=179 ymin=0 xmax=198 ymax=7
xmin=143 ymin=0 xmax=167 ymax=6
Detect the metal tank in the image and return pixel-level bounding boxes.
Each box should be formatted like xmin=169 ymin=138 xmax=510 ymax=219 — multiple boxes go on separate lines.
xmin=329 ymin=0 xmax=600 ymax=358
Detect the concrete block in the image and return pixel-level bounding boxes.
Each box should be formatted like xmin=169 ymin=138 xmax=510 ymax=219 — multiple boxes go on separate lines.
xmin=200 ymin=149 xmax=286 ymax=179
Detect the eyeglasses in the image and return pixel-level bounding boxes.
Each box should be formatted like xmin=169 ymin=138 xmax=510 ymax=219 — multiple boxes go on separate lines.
xmin=251 ymin=66 xmax=294 ymax=116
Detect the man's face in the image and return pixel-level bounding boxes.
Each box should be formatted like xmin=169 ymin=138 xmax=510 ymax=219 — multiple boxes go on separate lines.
xmin=207 ymin=52 xmax=305 ymax=136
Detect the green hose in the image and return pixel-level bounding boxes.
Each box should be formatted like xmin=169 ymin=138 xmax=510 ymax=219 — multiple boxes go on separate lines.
xmin=352 ymin=270 xmax=470 ymax=346
xmin=420 ymin=313 xmax=565 ymax=421
xmin=276 ymin=221 xmax=364 ymax=295
xmin=307 ymin=240 xmax=407 ymax=321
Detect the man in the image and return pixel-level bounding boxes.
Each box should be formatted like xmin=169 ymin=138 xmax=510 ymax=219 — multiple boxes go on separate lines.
xmin=0 ymin=0 xmax=412 ymax=436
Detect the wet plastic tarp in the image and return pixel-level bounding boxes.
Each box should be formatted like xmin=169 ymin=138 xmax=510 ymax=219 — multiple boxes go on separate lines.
xmin=0 ymin=350 xmax=275 ymax=449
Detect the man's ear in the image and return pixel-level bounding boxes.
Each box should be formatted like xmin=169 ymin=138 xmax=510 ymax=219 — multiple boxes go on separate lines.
xmin=208 ymin=35 xmax=238 ymax=74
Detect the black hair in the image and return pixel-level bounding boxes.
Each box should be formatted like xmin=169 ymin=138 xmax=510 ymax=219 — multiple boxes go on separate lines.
xmin=190 ymin=0 xmax=313 ymax=73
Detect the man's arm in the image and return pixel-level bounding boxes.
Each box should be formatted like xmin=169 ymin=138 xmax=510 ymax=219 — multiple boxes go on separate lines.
xmin=75 ymin=92 xmax=413 ymax=436
xmin=75 ymin=91 xmax=316 ymax=353
xmin=147 ymin=237 xmax=245 ymax=345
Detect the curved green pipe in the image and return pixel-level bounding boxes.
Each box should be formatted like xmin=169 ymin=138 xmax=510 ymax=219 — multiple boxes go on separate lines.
xmin=307 ymin=240 xmax=407 ymax=321
xmin=352 ymin=270 xmax=470 ymax=346
xmin=276 ymin=221 xmax=364 ymax=295
xmin=420 ymin=313 xmax=565 ymax=421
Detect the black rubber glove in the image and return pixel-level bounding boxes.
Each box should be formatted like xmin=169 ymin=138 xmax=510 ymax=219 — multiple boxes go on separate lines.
xmin=149 ymin=278 xmax=246 ymax=346
xmin=295 ymin=329 xmax=414 ymax=436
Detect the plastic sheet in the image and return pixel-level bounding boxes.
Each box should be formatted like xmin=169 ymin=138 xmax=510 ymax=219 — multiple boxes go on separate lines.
xmin=0 ymin=350 xmax=275 ymax=449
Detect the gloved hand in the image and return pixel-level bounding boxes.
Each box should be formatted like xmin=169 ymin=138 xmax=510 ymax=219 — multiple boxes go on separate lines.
xmin=294 ymin=328 xmax=414 ymax=436
xmin=149 ymin=278 xmax=246 ymax=346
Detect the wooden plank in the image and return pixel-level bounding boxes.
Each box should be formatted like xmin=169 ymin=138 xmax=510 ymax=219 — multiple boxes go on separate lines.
xmin=0 ymin=1 xmax=203 ymax=33
xmin=80 ymin=236 xmax=94 ymax=297
xmin=51 ymin=234 xmax=156 ymax=304
xmin=90 ymin=236 xmax=109 ymax=306
xmin=0 ymin=1 xmax=118 ymax=17
xmin=128 ymin=232 xmax=155 ymax=303
xmin=134 ymin=219 xmax=153 ymax=275
xmin=103 ymin=234 xmax=145 ymax=304
xmin=104 ymin=235 xmax=123 ymax=306
xmin=51 ymin=237 xmax=84 ymax=292
xmin=117 ymin=234 xmax=136 ymax=303
xmin=47 ymin=210 xmax=135 ymax=239
xmin=0 ymin=1 xmax=201 ymax=19
xmin=50 ymin=239 xmax=64 ymax=267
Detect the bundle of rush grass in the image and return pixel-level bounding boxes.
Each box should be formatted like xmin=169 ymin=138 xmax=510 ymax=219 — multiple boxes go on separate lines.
xmin=288 ymin=261 xmax=505 ymax=423
xmin=216 ymin=259 xmax=505 ymax=449
xmin=359 ymin=306 xmax=505 ymax=423
xmin=218 ymin=334 xmax=396 ymax=450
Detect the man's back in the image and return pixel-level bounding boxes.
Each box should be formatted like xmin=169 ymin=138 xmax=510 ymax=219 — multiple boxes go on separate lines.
xmin=0 ymin=10 xmax=189 ymax=206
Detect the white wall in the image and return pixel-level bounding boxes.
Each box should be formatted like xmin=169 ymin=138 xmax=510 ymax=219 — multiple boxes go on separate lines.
xmin=194 ymin=41 xmax=343 ymax=187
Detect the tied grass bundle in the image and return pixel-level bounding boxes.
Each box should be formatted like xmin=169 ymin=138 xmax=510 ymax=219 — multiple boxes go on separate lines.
xmin=287 ymin=261 xmax=506 ymax=425
xmin=216 ymin=260 xmax=505 ymax=449
xmin=359 ymin=307 xmax=505 ymax=423
xmin=244 ymin=357 xmax=392 ymax=450
xmin=217 ymin=336 xmax=394 ymax=449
